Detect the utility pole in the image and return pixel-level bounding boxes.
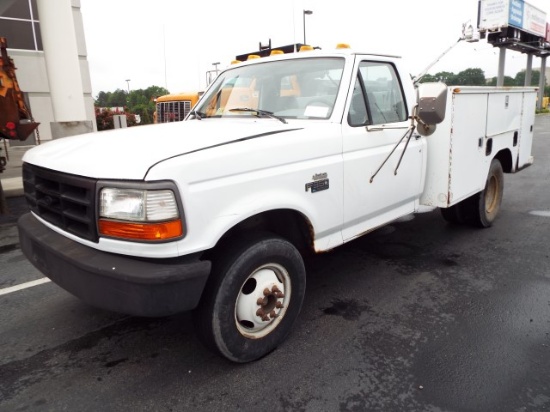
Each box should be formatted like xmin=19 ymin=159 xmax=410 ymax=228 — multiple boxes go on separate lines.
xmin=303 ymin=10 xmax=313 ymax=45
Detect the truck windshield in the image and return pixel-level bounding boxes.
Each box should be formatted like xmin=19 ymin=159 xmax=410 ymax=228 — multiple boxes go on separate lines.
xmin=194 ymin=57 xmax=345 ymax=120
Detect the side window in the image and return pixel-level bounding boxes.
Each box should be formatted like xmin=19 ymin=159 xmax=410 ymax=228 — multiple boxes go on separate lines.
xmin=348 ymin=78 xmax=368 ymax=126
xmin=358 ymin=61 xmax=407 ymax=125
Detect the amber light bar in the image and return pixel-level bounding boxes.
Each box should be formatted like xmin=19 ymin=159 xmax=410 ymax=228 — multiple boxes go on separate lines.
xmin=99 ymin=219 xmax=183 ymax=241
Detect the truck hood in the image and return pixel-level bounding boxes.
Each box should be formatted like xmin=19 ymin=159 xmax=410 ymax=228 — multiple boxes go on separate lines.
xmin=23 ymin=120 xmax=302 ymax=180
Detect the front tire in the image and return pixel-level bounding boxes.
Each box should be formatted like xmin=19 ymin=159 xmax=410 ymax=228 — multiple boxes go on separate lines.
xmin=193 ymin=233 xmax=306 ymax=363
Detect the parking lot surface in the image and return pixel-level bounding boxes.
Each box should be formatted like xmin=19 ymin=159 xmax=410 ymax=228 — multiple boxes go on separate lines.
xmin=0 ymin=115 xmax=549 ymax=411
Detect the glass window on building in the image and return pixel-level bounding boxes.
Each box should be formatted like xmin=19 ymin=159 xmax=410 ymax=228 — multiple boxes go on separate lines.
xmin=0 ymin=0 xmax=42 ymax=51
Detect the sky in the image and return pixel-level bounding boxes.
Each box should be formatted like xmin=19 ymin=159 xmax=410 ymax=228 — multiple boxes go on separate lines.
xmin=79 ymin=0 xmax=549 ymax=97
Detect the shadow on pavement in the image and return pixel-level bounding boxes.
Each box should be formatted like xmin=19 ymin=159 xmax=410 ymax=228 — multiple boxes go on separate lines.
xmin=0 ymin=196 xmax=29 ymax=225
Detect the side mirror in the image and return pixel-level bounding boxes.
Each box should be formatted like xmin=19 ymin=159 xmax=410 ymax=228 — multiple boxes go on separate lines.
xmin=416 ymin=82 xmax=447 ymax=136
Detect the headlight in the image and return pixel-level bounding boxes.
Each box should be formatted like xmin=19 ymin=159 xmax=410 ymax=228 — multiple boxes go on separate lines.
xmin=99 ymin=187 xmax=183 ymax=241
xmin=100 ymin=188 xmax=178 ymax=221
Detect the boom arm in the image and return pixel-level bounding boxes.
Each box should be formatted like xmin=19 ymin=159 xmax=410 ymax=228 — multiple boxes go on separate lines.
xmin=0 ymin=37 xmax=39 ymax=141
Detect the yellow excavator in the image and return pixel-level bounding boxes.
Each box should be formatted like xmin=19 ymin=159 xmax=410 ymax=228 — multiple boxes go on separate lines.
xmin=0 ymin=36 xmax=39 ymax=212
xmin=0 ymin=37 xmax=39 ymax=144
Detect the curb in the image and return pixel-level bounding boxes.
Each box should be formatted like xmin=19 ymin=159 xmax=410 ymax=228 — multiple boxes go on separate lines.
xmin=1 ymin=177 xmax=24 ymax=198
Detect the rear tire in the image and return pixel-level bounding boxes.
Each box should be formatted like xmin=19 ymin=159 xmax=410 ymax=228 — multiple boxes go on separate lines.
xmin=473 ymin=159 xmax=504 ymax=228
xmin=193 ymin=232 xmax=306 ymax=363
xmin=440 ymin=202 xmax=469 ymax=224
xmin=440 ymin=158 xmax=503 ymax=228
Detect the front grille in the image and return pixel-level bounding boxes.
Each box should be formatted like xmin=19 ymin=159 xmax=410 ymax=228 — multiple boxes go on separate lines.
xmin=22 ymin=163 xmax=98 ymax=242
xmin=156 ymin=100 xmax=192 ymax=123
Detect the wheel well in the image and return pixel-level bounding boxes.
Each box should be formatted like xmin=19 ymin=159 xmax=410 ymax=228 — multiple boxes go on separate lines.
xmin=207 ymin=209 xmax=314 ymax=258
xmin=494 ymin=149 xmax=513 ymax=173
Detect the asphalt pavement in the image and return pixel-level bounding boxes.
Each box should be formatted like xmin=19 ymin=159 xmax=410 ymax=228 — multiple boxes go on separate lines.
xmin=0 ymin=144 xmax=30 ymax=196
xmin=0 ymin=114 xmax=549 ymax=411
xmin=0 ymin=145 xmax=31 ymax=221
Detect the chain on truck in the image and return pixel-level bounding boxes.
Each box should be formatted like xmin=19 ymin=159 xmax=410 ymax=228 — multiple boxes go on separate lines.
xmin=17 ymin=41 xmax=536 ymax=363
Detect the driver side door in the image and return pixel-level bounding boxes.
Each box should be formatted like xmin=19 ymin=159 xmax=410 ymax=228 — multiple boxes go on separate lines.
xmin=342 ymin=59 xmax=425 ymax=241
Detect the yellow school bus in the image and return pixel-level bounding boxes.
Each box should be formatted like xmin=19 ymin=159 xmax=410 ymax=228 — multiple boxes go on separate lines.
xmin=154 ymin=91 xmax=201 ymax=123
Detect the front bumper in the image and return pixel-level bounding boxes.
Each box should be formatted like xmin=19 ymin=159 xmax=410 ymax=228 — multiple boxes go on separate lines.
xmin=18 ymin=213 xmax=211 ymax=317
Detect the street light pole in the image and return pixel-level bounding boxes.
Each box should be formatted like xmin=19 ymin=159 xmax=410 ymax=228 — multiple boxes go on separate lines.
xmin=303 ymin=10 xmax=313 ymax=45
xmin=206 ymin=62 xmax=221 ymax=86
xmin=212 ymin=62 xmax=220 ymax=77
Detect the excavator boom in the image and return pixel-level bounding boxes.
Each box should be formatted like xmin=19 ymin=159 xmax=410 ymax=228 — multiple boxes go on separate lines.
xmin=0 ymin=37 xmax=39 ymax=141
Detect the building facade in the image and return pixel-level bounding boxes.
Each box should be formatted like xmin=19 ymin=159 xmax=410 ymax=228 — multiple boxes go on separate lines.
xmin=0 ymin=0 xmax=96 ymax=147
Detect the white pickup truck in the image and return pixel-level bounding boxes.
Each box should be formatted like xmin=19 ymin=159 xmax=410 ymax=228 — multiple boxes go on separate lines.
xmin=18 ymin=45 xmax=536 ymax=363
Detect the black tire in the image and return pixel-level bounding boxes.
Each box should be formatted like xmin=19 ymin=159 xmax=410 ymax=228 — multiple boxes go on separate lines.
xmin=473 ymin=158 xmax=504 ymax=228
xmin=440 ymin=202 xmax=469 ymax=224
xmin=193 ymin=232 xmax=306 ymax=363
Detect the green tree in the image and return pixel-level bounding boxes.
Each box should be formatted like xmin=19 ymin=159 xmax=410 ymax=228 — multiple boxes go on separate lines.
xmin=514 ymin=70 xmax=540 ymax=86
xmin=132 ymin=103 xmax=152 ymax=125
xmin=419 ymin=74 xmax=439 ymax=83
xmin=127 ymin=89 xmax=147 ymax=108
xmin=144 ymin=85 xmax=169 ymax=100
xmin=94 ymin=89 xmax=128 ymax=108
xmin=432 ymin=71 xmax=458 ymax=84
xmin=107 ymin=89 xmax=128 ymax=107
xmin=95 ymin=91 xmax=109 ymax=107
xmin=126 ymin=86 xmax=169 ymax=125
xmin=487 ymin=76 xmax=516 ymax=86
xmin=455 ymin=68 xmax=486 ymax=85
xmin=94 ymin=85 xmax=169 ymax=126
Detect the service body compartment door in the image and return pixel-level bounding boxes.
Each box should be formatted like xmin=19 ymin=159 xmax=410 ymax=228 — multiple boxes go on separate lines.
xmin=420 ymin=86 xmax=536 ymax=209
xmin=518 ymin=91 xmax=536 ymax=168
xmin=486 ymin=92 xmax=522 ymax=136
xmin=448 ymin=92 xmax=488 ymax=203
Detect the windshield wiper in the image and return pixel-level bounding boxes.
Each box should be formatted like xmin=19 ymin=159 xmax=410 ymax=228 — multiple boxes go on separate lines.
xmin=188 ymin=110 xmax=206 ymax=120
xmin=229 ymin=108 xmax=287 ymax=124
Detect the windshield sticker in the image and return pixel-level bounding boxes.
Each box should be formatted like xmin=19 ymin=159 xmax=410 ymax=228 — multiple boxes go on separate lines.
xmin=304 ymin=105 xmax=329 ymax=118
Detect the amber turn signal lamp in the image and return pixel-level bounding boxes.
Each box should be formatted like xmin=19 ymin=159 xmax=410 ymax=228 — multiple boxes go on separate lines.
xmin=99 ymin=219 xmax=183 ymax=241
